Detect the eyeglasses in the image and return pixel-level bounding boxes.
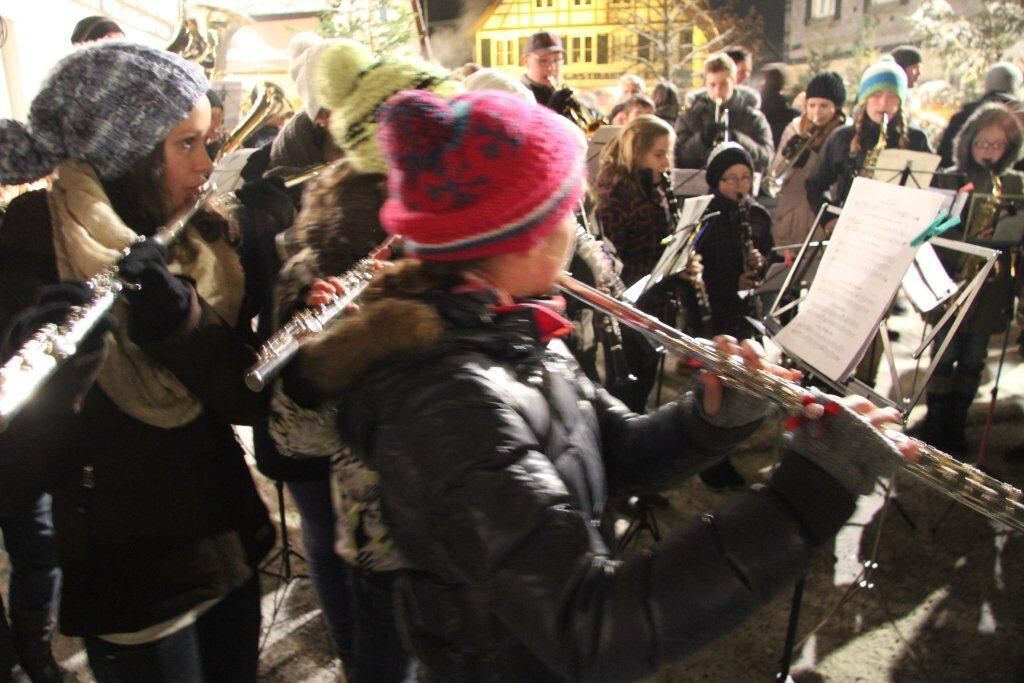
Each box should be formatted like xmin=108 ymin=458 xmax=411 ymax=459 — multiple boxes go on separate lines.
xmin=529 ymin=54 xmax=564 ymax=66
xmin=973 ymin=140 xmax=1007 ymax=151
xmin=720 ymin=175 xmax=753 ymax=185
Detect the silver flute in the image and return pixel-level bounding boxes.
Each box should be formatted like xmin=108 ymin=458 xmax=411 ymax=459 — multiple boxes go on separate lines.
xmin=0 ymin=183 xmax=216 ymax=432
xmin=558 ymin=273 xmax=1024 ymax=532
xmin=245 ymin=236 xmax=397 ymax=392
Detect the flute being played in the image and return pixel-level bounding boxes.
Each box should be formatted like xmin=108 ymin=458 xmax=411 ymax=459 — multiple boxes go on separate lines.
xmin=245 ymin=236 xmax=398 ymax=391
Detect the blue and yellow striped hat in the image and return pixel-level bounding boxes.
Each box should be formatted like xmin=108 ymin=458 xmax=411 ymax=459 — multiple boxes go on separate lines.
xmin=857 ymin=57 xmax=907 ymax=104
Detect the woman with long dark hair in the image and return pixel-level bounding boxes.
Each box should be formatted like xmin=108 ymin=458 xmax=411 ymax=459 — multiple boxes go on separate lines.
xmin=0 ymin=42 xmax=272 ymax=681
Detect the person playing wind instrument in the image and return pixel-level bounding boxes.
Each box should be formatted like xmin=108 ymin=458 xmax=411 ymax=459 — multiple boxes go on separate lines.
xmin=0 ymin=42 xmax=273 ymax=681
xmin=279 ymin=86 xmax=920 ymax=681
xmin=768 ymin=71 xmax=847 ymax=252
xmin=805 ymin=57 xmax=931 ymax=214
xmin=911 ymin=104 xmax=1024 ymax=455
xmin=266 ymin=39 xmax=460 ymax=682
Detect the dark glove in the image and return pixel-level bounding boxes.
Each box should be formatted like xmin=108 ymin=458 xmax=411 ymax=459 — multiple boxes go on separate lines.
xmin=118 ymin=240 xmax=194 ymax=344
xmin=548 ymin=88 xmax=575 ymax=116
xmin=3 ymin=282 xmax=117 ymax=413
xmin=787 ymin=390 xmax=902 ymax=496
xmin=701 ymin=121 xmax=727 ymax=147
xmin=4 ymin=282 xmax=116 ymax=358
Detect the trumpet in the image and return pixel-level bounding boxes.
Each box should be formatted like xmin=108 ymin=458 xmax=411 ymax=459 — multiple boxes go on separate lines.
xmin=557 ymin=272 xmax=1024 ymax=532
xmin=0 ymin=184 xmax=216 ymax=431
xmin=764 ymin=115 xmax=845 ymax=198
xmin=547 ymin=77 xmax=604 ymax=135
xmin=245 ymin=236 xmax=398 ymax=391
xmin=713 ymin=98 xmax=730 ymax=145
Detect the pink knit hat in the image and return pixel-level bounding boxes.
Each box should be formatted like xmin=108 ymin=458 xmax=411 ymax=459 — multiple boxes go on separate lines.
xmin=377 ymin=89 xmax=586 ymax=261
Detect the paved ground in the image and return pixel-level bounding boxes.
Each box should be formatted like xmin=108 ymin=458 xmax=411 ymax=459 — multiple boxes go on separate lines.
xmin=4 ymin=303 xmax=1024 ymax=681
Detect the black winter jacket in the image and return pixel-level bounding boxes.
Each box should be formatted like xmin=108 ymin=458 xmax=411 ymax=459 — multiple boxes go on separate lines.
xmin=675 ymin=89 xmax=774 ymax=172
xmin=295 ymin=265 xmax=858 ymax=681
xmin=0 ymin=190 xmax=274 ymax=636
xmin=804 ymin=117 xmax=932 ymax=213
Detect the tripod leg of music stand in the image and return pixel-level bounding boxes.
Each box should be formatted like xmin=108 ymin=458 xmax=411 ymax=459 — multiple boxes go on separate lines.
xmin=775 ymin=577 xmax=805 ymax=681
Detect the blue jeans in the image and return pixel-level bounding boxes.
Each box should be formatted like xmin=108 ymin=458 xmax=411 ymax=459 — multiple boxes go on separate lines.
xmin=0 ymin=493 xmax=61 ymax=651
xmin=83 ymin=575 xmax=261 ymax=682
xmin=286 ymin=477 xmax=355 ymax=660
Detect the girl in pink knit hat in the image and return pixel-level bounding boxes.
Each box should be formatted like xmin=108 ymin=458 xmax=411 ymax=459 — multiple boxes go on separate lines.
xmin=284 ymin=88 xmax=917 ymax=681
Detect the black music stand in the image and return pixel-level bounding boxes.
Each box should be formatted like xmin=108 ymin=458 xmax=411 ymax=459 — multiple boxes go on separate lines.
xmin=260 ymin=480 xmax=308 ymax=583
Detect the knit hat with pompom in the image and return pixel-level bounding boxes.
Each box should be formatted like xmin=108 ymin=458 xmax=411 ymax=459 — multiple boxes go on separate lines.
xmin=377 ymin=89 xmax=586 ymax=261
xmin=316 ymin=40 xmax=461 ymax=173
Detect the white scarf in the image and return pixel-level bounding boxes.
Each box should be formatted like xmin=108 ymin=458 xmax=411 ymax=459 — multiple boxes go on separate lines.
xmin=49 ymin=160 xmax=244 ymax=428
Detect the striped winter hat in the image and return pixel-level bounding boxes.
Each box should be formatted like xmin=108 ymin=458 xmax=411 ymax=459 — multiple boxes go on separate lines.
xmin=377 ymin=89 xmax=586 ymax=261
xmin=316 ymin=40 xmax=461 ymax=173
xmin=0 ymin=41 xmax=207 ymax=184
xmin=857 ymin=57 xmax=907 ymax=104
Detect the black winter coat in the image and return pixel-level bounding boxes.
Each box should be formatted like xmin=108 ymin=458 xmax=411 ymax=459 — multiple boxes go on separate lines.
xmin=302 ymin=270 xmax=858 ymax=682
xmin=804 ymin=118 xmax=932 ymax=213
xmin=0 ymin=190 xmax=273 ymax=636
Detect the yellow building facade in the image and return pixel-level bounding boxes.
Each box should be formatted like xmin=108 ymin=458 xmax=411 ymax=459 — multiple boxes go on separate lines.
xmin=473 ymin=0 xmax=716 ymax=94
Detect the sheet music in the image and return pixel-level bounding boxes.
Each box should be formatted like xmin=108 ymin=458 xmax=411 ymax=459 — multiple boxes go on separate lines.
xmin=677 ymin=194 xmax=713 ymax=232
xmin=901 ymin=243 xmax=960 ymax=313
xmin=774 ymin=178 xmax=946 ymax=381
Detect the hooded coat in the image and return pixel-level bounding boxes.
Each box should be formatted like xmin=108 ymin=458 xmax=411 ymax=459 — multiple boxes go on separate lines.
xmin=933 ymin=104 xmax=1024 ymax=334
xmin=284 ymin=259 xmax=860 ymax=681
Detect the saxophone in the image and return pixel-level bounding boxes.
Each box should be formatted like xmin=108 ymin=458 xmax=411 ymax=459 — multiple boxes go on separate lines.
xmin=958 ymin=170 xmax=1004 ymax=283
xmin=860 ymin=112 xmax=890 ymax=179
xmin=660 ymin=171 xmax=712 ymax=327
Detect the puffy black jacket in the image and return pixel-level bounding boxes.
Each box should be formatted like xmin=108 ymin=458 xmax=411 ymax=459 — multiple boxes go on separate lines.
xmin=296 ymin=264 xmax=857 ymax=682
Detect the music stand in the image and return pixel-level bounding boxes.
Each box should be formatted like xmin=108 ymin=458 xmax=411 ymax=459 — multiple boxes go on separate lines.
xmin=861 ymin=149 xmax=942 ymax=189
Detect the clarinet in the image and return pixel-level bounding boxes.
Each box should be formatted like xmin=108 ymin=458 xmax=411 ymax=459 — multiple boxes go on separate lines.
xmin=0 ymin=183 xmax=216 ymax=432
xmin=573 ymin=219 xmax=636 ymax=389
xmin=660 ymin=171 xmax=712 ymax=327
xmin=737 ymin=195 xmax=764 ymax=320
xmin=245 ymin=236 xmax=398 ymax=391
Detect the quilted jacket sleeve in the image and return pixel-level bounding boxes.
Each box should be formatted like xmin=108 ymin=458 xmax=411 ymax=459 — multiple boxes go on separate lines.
xmin=361 ymin=370 xmax=855 ymax=682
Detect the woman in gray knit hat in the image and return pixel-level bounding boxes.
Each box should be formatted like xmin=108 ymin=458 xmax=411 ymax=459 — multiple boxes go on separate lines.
xmin=0 ymin=41 xmax=272 ymax=682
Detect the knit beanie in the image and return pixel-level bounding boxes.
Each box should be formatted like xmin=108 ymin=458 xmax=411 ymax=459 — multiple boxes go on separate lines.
xmin=857 ymin=57 xmax=908 ymax=104
xmin=463 ymin=67 xmax=536 ymax=103
xmin=70 ymin=15 xmax=123 ymax=44
xmin=288 ymin=32 xmax=331 ymax=119
xmin=0 ymin=41 xmax=207 ymax=185
xmin=316 ymin=40 xmax=461 ymax=173
xmin=705 ymin=141 xmax=753 ymax=189
xmin=890 ymin=45 xmax=922 ymax=69
xmin=377 ymin=89 xmax=586 ymax=261
xmin=984 ymin=62 xmax=1024 ymax=96
xmin=806 ymin=71 xmax=846 ymax=108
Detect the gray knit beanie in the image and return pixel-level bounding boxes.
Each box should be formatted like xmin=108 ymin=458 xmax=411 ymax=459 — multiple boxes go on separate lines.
xmin=984 ymin=62 xmax=1023 ymax=96
xmin=0 ymin=41 xmax=208 ymax=185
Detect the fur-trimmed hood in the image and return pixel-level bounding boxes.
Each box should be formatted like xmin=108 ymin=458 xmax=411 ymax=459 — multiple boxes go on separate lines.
xmin=290 ymin=260 xmax=549 ymax=401
xmin=953 ymin=102 xmax=1024 ymax=175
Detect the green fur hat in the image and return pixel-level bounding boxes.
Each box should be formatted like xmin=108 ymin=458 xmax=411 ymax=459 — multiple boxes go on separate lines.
xmin=316 ymin=41 xmax=462 ymax=173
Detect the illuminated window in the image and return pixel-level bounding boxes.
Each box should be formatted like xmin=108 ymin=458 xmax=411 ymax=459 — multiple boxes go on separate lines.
xmin=570 ymin=36 xmax=594 ymax=64
xmin=809 ymin=0 xmax=837 ymax=18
